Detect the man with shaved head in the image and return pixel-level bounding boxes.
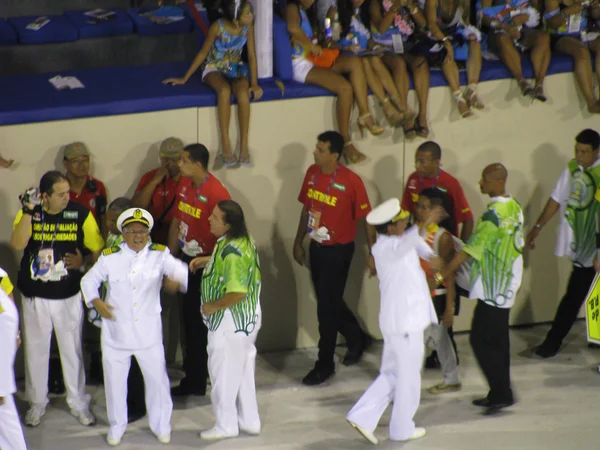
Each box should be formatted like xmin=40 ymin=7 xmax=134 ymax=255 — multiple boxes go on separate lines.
xmin=443 ymin=163 xmax=524 ymax=415
xmin=527 ymin=129 xmax=600 ymax=358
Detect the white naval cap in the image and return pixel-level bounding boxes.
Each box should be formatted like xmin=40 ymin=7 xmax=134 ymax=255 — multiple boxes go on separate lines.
xmin=366 ymin=198 xmax=410 ymax=225
xmin=117 ymin=207 xmax=154 ymax=232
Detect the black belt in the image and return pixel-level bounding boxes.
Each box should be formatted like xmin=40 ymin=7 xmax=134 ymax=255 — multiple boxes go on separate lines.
xmin=310 ymin=240 xmax=352 ymax=248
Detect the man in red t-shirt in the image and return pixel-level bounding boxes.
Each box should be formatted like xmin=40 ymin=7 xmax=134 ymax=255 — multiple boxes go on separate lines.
xmin=133 ymin=137 xmax=184 ymax=245
xmin=63 ymin=142 xmax=109 ymax=238
xmin=401 ymin=141 xmax=473 ymax=242
xmin=168 ymin=143 xmax=231 ymax=396
xmin=293 ymin=131 xmax=376 ymax=386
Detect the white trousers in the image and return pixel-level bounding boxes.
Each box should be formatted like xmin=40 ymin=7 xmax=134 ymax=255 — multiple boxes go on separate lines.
xmin=207 ymin=310 xmax=261 ymax=435
xmin=346 ymin=331 xmax=424 ymax=441
xmin=0 ymin=395 xmax=27 ymax=450
xmin=424 ymin=323 xmax=459 ymax=385
xmin=22 ymin=294 xmax=89 ymax=411
xmin=102 ymin=341 xmax=172 ymax=439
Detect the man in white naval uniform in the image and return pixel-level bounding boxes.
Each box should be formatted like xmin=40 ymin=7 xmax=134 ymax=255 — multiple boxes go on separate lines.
xmin=346 ymin=198 xmax=441 ymax=444
xmin=81 ymin=208 xmax=188 ymax=446
xmin=0 ymin=269 xmax=28 ymax=450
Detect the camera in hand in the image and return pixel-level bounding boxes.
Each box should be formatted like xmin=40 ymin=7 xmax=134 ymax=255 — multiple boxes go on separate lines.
xmin=19 ymin=187 xmax=41 ymax=213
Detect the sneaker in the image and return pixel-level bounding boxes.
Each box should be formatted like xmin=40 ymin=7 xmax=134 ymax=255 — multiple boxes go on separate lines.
xmin=199 ymin=427 xmax=238 ymax=441
xmin=156 ymin=433 xmax=171 ymax=444
xmin=347 ymin=420 xmax=378 ymax=445
xmin=427 ymin=382 xmax=462 ymax=394
xmin=70 ymin=407 xmax=96 ymax=426
xmin=240 ymin=426 xmax=261 ymax=436
xmin=25 ymin=404 xmax=47 ymax=427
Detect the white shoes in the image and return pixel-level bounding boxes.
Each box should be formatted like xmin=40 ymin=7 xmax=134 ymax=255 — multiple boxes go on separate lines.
xmin=157 ymin=433 xmax=171 ymax=444
xmin=400 ymin=427 xmax=427 ymax=441
xmin=70 ymin=407 xmax=97 ymax=426
xmin=24 ymin=404 xmax=47 ymax=427
xmin=106 ymin=435 xmax=122 ymax=447
xmin=199 ymin=427 xmax=239 ymax=441
xmin=347 ymin=420 xmax=379 ymax=445
xmin=240 ymin=426 xmax=261 ymax=436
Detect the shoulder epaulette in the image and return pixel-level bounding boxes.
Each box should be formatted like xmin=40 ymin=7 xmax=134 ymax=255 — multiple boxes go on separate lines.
xmin=149 ymin=243 xmax=167 ymax=252
xmin=102 ymin=246 xmax=121 ymax=256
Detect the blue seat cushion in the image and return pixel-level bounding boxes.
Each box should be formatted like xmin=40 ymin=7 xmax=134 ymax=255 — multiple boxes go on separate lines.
xmin=0 ymin=19 xmax=18 ymax=45
xmin=273 ymin=15 xmax=293 ymax=81
xmin=0 ymin=55 xmax=579 ymax=126
xmin=64 ymin=9 xmax=134 ymax=39
xmin=8 ymin=15 xmax=78 ymax=45
xmin=179 ymin=2 xmax=211 ymax=49
xmin=126 ymin=8 xmax=193 ymax=36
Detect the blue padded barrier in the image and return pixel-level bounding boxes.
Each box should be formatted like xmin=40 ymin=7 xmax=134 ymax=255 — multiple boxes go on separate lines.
xmin=0 ymin=54 xmax=577 ymax=126
xmin=0 ymin=19 xmax=18 ymax=45
xmin=126 ymin=8 xmax=193 ymax=36
xmin=8 ymin=15 xmax=78 ymax=45
xmin=64 ymin=9 xmax=134 ymax=39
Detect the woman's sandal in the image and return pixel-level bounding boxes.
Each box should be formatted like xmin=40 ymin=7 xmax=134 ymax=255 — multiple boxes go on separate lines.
xmin=532 ymin=85 xmax=547 ymax=103
xmin=465 ymin=85 xmax=485 ymax=110
xmin=402 ymin=117 xmax=417 ymax=140
xmin=518 ymin=79 xmax=534 ymax=97
xmin=454 ymin=90 xmax=474 ymax=118
xmin=219 ymin=152 xmax=238 ymax=167
xmin=381 ymin=97 xmax=404 ymax=128
xmin=414 ymin=118 xmax=430 ymax=138
xmin=239 ymin=152 xmax=252 ymax=167
xmin=342 ymin=141 xmax=367 ymax=165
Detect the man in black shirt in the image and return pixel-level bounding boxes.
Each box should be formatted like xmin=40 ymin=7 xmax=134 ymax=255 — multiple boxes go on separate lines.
xmin=11 ymin=171 xmax=105 ymax=428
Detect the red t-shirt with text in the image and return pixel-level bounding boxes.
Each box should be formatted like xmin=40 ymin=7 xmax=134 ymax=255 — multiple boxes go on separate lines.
xmin=175 ymin=174 xmax=230 ymax=257
xmin=401 ymin=169 xmax=473 ymax=236
xmin=69 ymin=176 xmax=108 ymax=220
xmin=298 ymin=164 xmax=371 ymax=245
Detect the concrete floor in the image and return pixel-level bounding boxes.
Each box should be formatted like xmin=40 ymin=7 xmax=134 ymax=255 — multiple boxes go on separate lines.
xmin=15 ymin=321 xmax=600 ymax=450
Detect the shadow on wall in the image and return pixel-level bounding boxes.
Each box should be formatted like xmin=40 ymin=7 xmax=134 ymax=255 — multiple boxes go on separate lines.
xmin=520 ymin=143 xmax=569 ymax=328
xmin=217 ymin=143 xmax=308 ymax=355
xmin=107 ymin=141 xmax=163 ymax=199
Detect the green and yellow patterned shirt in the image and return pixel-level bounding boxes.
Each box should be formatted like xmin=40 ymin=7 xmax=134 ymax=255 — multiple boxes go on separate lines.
xmin=463 ymin=196 xmax=524 ymax=308
xmin=201 ymin=235 xmax=261 ymax=334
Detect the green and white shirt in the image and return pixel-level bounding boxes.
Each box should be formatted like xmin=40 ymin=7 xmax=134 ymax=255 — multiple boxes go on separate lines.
xmin=464 ymin=196 xmax=524 ymax=309
xmin=201 ymin=235 xmax=261 ymax=334
xmin=552 ymin=159 xmax=600 ymax=268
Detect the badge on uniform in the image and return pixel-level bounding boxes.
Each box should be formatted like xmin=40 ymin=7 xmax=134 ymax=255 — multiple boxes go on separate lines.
xmin=307 ymin=210 xmax=321 ymax=233
xmin=63 ymin=211 xmax=78 ymax=219
xmin=198 ymin=195 xmax=208 ymax=203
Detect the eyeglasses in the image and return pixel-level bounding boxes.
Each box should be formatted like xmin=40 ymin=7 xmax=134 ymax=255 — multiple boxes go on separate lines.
xmin=123 ymin=230 xmax=150 ymax=236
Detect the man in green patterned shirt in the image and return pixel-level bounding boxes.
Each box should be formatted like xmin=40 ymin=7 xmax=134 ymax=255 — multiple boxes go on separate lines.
xmin=190 ymin=199 xmax=261 ymax=441
xmin=527 ymin=129 xmax=600 ymax=358
xmin=444 ymin=163 xmax=523 ymax=415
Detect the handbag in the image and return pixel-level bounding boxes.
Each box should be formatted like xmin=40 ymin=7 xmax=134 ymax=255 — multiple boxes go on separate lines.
xmin=307 ymin=48 xmax=340 ymax=68
xmin=405 ymin=33 xmax=448 ymax=67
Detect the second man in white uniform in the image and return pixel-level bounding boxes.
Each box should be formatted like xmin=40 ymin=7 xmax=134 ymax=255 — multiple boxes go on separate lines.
xmin=346 ymin=198 xmax=441 ymax=444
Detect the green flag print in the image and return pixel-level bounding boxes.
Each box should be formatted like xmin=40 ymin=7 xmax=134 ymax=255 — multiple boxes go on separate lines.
xmin=201 ymin=236 xmax=261 ymax=335
xmin=565 ymin=169 xmax=600 ymax=266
